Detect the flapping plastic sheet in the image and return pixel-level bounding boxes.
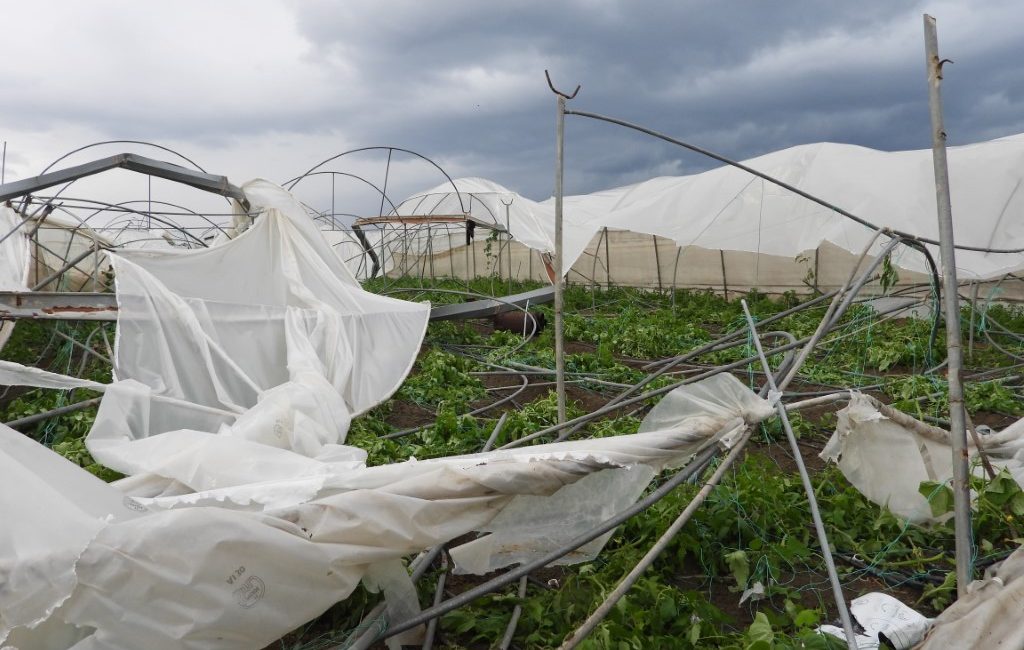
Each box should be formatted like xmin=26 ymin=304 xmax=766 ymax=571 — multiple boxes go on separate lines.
xmin=0 ymin=180 xmax=779 ymax=648
xmin=2 ymin=376 xmax=766 ymax=649
xmin=918 ymin=545 xmax=1024 ymax=649
xmin=821 ymin=393 xmax=1024 ymax=523
xmin=0 ymin=206 xmax=30 ymax=352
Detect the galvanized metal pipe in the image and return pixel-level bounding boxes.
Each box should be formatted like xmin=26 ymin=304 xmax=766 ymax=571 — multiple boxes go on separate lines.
xmin=554 ymin=93 xmax=567 ymax=424
xmin=30 ymin=243 xmax=106 ymax=292
xmin=4 ymin=396 xmax=103 ymax=428
xmin=498 ymin=576 xmax=528 ymax=650
xmin=559 ymin=429 xmax=753 ymax=649
xmin=740 ymin=300 xmax=857 ymax=648
xmin=377 ymin=443 xmax=721 ymax=642
xmin=422 ymin=554 xmax=449 ymax=650
xmin=924 ymin=13 xmax=972 ymax=596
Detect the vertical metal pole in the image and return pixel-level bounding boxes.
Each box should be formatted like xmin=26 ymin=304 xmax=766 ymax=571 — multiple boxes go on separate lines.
xmin=652 ymin=234 xmax=663 ymax=291
xmin=554 ymin=94 xmax=567 ymax=424
xmin=379 ymin=149 xmax=392 ymax=217
xmin=1 ymin=141 xmax=6 ymax=184
xmin=720 ymin=249 xmax=729 ymax=300
xmin=449 ymin=229 xmax=456 ymax=279
xmin=813 ymin=248 xmax=820 ymax=294
xmin=924 ymin=13 xmax=972 ymax=596
xmin=505 ymin=200 xmax=513 ymax=293
xmin=603 ymin=227 xmax=611 ymax=289
xmin=427 ymin=225 xmax=435 ymax=281
xmin=671 ymin=246 xmax=682 ymax=311
xmin=968 ymin=281 xmax=979 ymax=361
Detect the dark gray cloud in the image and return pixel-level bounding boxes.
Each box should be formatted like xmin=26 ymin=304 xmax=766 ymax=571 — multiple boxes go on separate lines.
xmin=1 ymin=0 xmax=1022 ymax=217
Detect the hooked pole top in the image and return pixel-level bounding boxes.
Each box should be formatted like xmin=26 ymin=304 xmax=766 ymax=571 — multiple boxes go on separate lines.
xmin=545 ymin=70 xmax=581 ymax=100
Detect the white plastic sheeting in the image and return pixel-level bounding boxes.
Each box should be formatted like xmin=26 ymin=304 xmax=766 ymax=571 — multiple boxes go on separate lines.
xmin=390 ymin=134 xmax=1024 ymax=280
xmin=0 ymin=177 xmax=777 ymax=648
xmin=82 ymin=180 xmax=430 ymax=496
xmin=918 ymin=545 xmax=1024 ymax=649
xmin=821 ymin=394 xmax=1024 ymax=523
xmin=0 ymin=207 xmax=29 ymax=292
xmin=0 ymin=206 xmax=30 ymax=352
xmin=30 ymin=213 xmax=111 ymax=292
xmin=1 ymin=374 xmax=769 ymax=649
xmin=818 ymin=592 xmax=930 ymax=649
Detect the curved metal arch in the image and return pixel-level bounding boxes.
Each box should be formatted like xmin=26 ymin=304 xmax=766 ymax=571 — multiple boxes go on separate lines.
xmin=47 ymin=197 xmax=217 ymax=246
xmin=42 ymin=197 xmax=209 ymax=248
xmin=282 ymin=170 xmax=400 ymax=217
xmin=41 ymin=140 xmax=208 ymax=175
xmin=106 ymin=236 xmax=196 ymax=249
xmin=310 ymin=211 xmax=363 ymax=228
xmin=34 ymin=142 xmax=235 ymax=215
xmin=96 ymin=215 xmax=207 ymax=249
xmin=285 ymin=146 xmax=467 ymax=214
xmin=99 ymin=199 xmax=229 ymax=237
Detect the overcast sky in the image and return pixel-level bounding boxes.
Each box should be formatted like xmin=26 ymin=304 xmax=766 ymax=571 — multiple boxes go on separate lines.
xmin=3 ymin=0 xmax=1023 ymax=219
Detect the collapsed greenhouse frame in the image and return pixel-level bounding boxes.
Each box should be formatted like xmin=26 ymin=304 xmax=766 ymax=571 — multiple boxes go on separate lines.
xmin=3 ymin=17 xmax=1024 ymax=650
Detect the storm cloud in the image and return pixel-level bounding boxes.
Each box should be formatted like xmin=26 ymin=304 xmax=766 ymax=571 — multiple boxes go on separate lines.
xmin=1 ymin=0 xmax=1022 ymax=217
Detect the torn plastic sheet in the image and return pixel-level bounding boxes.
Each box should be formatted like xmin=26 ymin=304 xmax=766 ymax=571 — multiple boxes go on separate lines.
xmin=917 ymin=544 xmax=1024 ymax=649
xmin=0 ymin=180 xmax=778 ymax=648
xmin=0 ymin=205 xmax=30 ymax=353
xmin=820 ymin=393 xmax=1024 ymax=523
xmin=818 ymin=592 xmax=930 ymax=649
xmin=450 ymin=465 xmax=658 ymax=575
xmin=1 ymin=372 xmax=768 ymax=648
xmin=638 ymin=372 xmax=775 ymax=437
xmin=1 ymin=409 xmax=759 ymax=649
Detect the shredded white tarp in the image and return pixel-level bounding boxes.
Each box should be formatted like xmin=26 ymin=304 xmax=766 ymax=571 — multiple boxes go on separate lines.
xmin=0 ymin=177 xmax=776 ymax=649
xmin=917 ymin=545 xmax=1024 ymax=649
xmin=393 ymin=134 xmax=1024 ymax=280
xmin=30 ymin=212 xmax=111 ymax=292
xmin=821 ymin=393 xmax=1024 ymax=523
xmin=0 ymin=206 xmax=30 ymax=352
xmin=0 ymin=207 xmax=29 ymax=292
xmin=0 ymin=373 xmax=769 ymax=649
xmin=818 ymin=592 xmax=930 ymax=649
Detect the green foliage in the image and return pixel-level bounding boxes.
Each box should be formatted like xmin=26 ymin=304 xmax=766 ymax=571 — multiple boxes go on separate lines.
xmin=10 ymin=279 xmax=1024 ymax=649
xmin=52 ymin=436 xmax=123 ymax=481
xmin=397 ymin=350 xmax=485 ymax=411
xmin=501 ymin=391 xmax=584 ymax=442
xmin=562 ymin=306 xmax=710 ymax=359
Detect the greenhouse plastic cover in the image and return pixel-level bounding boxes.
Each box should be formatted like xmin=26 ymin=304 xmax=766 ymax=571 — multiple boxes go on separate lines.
xmin=0 ymin=375 xmax=770 ymax=650
xmin=0 ymin=179 xmax=776 ymax=649
xmin=0 ymin=206 xmax=29 ymax=352
xmin=918 ymin=544 xmax=1024 ymax=649
xmin=821 ymin=393 xmax=1024 ymax=523
xmin=398 ymin=133 xmax=1024 ymax=280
